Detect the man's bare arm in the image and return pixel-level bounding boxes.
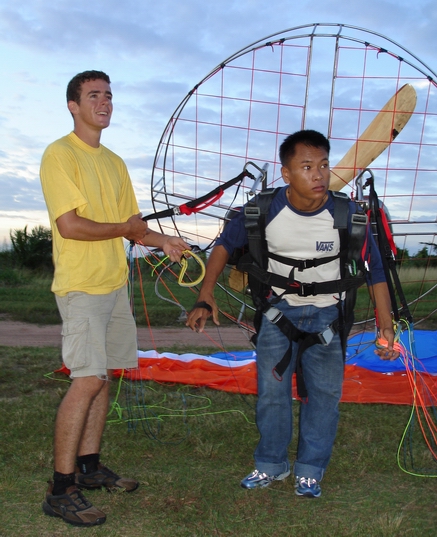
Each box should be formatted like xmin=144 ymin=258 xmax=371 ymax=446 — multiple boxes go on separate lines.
xmin=369 ymin=281 xmax=399 ymax=361
xmin=186 ymin=245 xmax=229 ymax=331
xmin=56 ymin=210 xmax=147 ymax=242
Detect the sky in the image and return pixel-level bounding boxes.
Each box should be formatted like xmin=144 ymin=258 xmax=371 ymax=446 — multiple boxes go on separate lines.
xmin=1 ymin=0 xmax=437 ymax=250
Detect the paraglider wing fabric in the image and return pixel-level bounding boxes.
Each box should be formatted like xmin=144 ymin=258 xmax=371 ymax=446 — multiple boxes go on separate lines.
xmin=55 ymin=331 xmax=437 ymax=405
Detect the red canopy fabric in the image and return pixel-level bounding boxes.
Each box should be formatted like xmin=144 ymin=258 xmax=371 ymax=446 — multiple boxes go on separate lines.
xmin=56 ymin=353 xmax=437 ymax=405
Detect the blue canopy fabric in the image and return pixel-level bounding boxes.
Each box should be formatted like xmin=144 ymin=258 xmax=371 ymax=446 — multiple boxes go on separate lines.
xmin=345 ymin=330 xmax=437 ymax=374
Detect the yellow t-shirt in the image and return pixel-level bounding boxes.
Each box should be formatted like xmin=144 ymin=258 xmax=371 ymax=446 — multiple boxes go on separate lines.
xmin=40 ymin=132 xmax=140 ymax=296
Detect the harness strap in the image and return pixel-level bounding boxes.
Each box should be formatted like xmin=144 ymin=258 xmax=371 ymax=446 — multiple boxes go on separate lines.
xmin=266 ymin=250 xmax=340 ymax=271
xmin=332 ymin=191 xmax=350 ymax=229
xmin=244 ymin=188 xmax=281 ymax=269
xmin=241 ymin=188 xmax=367 ymax=399
xmin=237 ymin=257 xmax=366 ymax=296
xmin=265 ymin=305 xmax=338 ymax=400
xmin=366 ymin=178 xmax=412 ymax=323
xmin=142 ymin=169 xmax=254 ymax=222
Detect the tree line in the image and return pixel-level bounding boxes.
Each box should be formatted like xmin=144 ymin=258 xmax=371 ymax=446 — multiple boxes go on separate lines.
xmin=1 ymin=225 xmax=437 ymax=274
xmin=1 ymin=225 xmax=53 ymax=272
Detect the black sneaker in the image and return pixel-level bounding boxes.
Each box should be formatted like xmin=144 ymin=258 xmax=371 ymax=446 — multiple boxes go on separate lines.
xmin=75 ymin=463 xmax=139 ymax=492
xmin=42 ymin=482 xmax=106 ymax=527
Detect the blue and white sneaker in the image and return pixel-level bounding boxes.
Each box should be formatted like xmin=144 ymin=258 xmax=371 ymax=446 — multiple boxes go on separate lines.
xmin=240 ymin=469 xmax=290 ymax=489
xmin=295 ymin=476 xmax=322 ymax=498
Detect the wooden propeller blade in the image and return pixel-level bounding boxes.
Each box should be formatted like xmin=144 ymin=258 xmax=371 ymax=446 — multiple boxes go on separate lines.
xmin=330 ymin=84 xmax=417 ymax=191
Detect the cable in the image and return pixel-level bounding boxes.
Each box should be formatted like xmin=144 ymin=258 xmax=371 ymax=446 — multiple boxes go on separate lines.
xmin=394 ymin=320 xmax=437 ymax=477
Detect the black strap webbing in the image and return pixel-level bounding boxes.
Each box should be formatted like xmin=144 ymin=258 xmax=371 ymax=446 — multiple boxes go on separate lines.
xmin=142 ymin=169 xmax=254 ymax=222
xmin=237 ymin=259 xmax=366 ymax=297
xmin=266 ymin=251 xmax=340 ymax=271
xmin=269 ymin=311 xmax=339 ymax=400
xmin=241 ymin=188 xmax=367 ymax=399
xmin=244 ymin=187 xmax=281 ymax=269
xmin=332 ymin=191 xmax=350 ymax=230
xmin=367 ymin=178 xmax=412 ymax=323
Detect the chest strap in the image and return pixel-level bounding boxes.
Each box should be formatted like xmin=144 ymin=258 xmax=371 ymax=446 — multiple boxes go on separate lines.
xmin=266 ymin=250 xmax=340 ymax=271
xmin=238 ymin=256 xmax=366 ymax=297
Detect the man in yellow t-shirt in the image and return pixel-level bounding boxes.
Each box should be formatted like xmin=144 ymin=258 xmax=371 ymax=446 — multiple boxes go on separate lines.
xmin=40 ymin=70 xmax=189 ymax=528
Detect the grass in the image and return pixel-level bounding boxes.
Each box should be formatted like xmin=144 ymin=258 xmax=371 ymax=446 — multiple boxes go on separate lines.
xmin=0 ymin=346 xmax=436 ymax=536
xmin=1 ymin=264 xmax=437 ymax=329
xmin=0 ymin=264 xmax=249 ymax=327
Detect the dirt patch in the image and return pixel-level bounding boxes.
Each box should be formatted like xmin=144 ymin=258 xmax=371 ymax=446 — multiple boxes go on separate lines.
xmin=0 ymin=318 xmax=253 ymax=350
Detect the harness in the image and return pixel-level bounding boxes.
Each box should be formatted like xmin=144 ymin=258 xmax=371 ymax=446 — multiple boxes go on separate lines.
xmin=235 ymin=188 xmax=368 ymax=399
xmin=365 ymin=175 xmax=413 ymax=324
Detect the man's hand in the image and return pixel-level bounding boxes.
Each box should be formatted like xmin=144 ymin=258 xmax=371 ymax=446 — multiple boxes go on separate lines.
xmin=186 ymin=293 xmax=219 ymax=332
xmin=161 ymin=236 xmax=191 ymax=263
xmin=374 ymin=326 xmax=400 ymax=361
xmin=138 ymin=229 xmax=190 ymax=262
xmin=125 ymin=214 xmax=149 ymax=242
xmin=185 ymin=245 xmax=229 ymax=332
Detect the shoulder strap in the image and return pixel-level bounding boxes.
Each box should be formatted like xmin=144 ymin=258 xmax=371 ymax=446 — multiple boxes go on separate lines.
xmin=331 ymin=190 xmax=368 ymax=278
xmin=244 ymin=187 xmax=281 ymax=269
xmin=367 ymin=178 xmax=412 ymax=323
xmin=241 ymin=188 xmax=369 ymax=293
xmin=330 ymin=191 xmax=369 ymax=355
xmin=331 ymin=190 xmax=350 ymax=230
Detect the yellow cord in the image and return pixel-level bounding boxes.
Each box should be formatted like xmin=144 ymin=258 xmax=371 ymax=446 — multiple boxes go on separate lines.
xmin=177 ymin=249 xmax=206 ymax=287
xmin=151 ymin=249 xmax=206 ymax=287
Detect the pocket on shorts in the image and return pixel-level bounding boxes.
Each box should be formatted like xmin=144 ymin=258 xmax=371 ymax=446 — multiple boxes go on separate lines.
xmin=106 ymin=318 xmax=138 ymax=369
xmin=61 ymin=319 xmax=90 ymax=371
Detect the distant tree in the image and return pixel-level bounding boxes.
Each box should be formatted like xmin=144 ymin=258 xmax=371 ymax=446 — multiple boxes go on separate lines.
xmin=395 ymin=246 xmax=410 ymax=261
xmin=393 ymin=246 xmax=410 ymax=268
xmin=416 ymin=245 xmax=430 ymax=259
xmin=419 ymin=242 xmax=437 ymax=255
xmin=10 ymin=225 xmax=53 ymax=271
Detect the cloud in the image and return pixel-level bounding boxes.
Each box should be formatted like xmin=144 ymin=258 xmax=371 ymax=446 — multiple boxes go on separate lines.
xmin=0 ymin=0 xmax=436 ymax=248
xmin=0 ymin=171 xmax=44 ymax=211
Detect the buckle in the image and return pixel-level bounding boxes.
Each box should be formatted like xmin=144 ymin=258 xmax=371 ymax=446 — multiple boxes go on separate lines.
xmin=351 ymin=213 xmax=368 ymax=226
xmin=264 ymin=307 xmax=283 ymax=324
xmin=318 ymin=325 xmax=334 ymax=346
xmin=244 ymin=206 xmax=261 ymax=218
xmin=298 ymin=260 xmax=308 ymax=272
xmin=298 ymin=282 xmax=316 ymax=297
xmin=244 ymin=205 xmax=261 ymax=231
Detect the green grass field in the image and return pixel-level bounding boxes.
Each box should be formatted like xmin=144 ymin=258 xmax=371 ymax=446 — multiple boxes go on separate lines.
xmin=0 ymin=346 xmax=436 ymax=536
xmin=0 ymin=265 xmax=436 ymax=535
xmin=1 ymin=264 xmax=437 ymax=329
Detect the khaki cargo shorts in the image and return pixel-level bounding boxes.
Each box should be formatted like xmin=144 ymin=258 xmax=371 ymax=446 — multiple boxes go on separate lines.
xmin=56 ymin=286 xmax=138 ymax=378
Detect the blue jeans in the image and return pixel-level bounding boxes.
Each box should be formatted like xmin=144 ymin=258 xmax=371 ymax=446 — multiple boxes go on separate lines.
xmin=254 ymin=301 xmax=344 ymax=481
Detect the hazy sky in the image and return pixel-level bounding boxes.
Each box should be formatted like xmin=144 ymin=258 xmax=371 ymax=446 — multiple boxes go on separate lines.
xmin=1 ymin=0 xmax=436 ymax=247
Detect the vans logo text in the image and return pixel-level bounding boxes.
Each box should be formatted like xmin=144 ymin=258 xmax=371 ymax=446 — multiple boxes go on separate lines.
xmin=316 ymin=241 xmax=334 ymax=252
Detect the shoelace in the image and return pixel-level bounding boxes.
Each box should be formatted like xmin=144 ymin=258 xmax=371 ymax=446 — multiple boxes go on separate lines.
xmin=98 ymin=465 xmax=120 ymax=483
xmin=99 ymin=464 xmax=117 ymax=476
xmin=251 ymin=470 xmax=270 ymax=480
xmin=69 ymin=489 xmax=92 ymax=508
xmin=297 ymin=477 xmax=317 ymax=486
